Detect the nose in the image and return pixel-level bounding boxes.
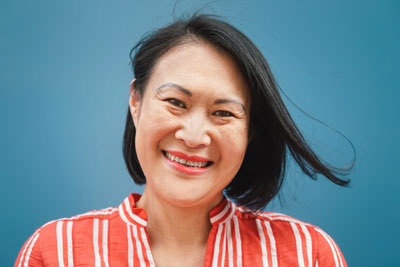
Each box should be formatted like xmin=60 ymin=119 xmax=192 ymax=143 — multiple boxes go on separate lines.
xmin=174 ymin=112 xmax=212 ymax=148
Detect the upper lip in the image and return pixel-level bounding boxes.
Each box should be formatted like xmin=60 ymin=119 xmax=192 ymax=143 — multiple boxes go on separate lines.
xmin=164 ymin=150 xmax=212 ymax=162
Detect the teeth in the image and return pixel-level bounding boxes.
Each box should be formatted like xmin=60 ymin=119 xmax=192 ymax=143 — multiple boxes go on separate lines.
xmin=165 ymin=152 xmax=208 ymax=168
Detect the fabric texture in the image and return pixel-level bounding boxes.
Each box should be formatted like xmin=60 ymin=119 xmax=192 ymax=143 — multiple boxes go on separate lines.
xmin=15 ymin=193 xmax=347 ymax=267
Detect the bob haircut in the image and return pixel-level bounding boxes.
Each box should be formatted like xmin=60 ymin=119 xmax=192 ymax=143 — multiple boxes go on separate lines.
xmin=123 ymin=14 xmax=351 ymax=210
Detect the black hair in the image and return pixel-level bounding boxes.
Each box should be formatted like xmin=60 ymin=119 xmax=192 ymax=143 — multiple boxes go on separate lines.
xmin=123 ymin=13 xmax=352 ymax=210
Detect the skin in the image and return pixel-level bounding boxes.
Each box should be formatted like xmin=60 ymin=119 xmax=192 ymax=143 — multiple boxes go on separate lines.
xmin=129 ymin=41 xmax=250 ymax=267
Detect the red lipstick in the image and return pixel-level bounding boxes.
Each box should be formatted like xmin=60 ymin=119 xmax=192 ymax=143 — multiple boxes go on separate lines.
xmin=163 ymin=150 xmax=212 ymax=175
xmin=165 ymin=150 xmax=210 ymax=162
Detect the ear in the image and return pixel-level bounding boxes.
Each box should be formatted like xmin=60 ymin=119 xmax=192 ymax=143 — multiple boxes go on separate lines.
xmin=129 ymin=79 xmax=141 ymax=128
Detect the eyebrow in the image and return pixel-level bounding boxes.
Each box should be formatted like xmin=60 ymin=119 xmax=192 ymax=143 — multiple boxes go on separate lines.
xmin=156 ymin=82 xmax=246 ymax=113
xmin=155 ymin=82 xmax=192 ymax=97
xmin=214 ymin=99 xmax=246 ymax=113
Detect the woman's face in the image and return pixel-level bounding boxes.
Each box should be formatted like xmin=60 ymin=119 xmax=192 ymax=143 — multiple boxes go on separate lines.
xmin=130 ymin=42 xmax=250 ymax=209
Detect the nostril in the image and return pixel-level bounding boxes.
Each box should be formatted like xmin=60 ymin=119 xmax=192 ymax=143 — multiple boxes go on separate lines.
xmin=174 ymin=129 xmax=211 ymax=148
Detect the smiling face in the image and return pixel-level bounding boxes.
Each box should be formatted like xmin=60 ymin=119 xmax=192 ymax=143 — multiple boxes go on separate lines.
xmin=129 ymin=41 xmax=250 ymax=209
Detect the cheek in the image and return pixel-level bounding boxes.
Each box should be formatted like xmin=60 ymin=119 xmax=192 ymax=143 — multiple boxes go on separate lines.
xmin=135 ymin=107 xmax=180 ymax=166
xmin=219 ymin=123 xmax=248 ymax=164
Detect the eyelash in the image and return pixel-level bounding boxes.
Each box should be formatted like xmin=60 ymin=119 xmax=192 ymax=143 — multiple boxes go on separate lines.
xmin=212 ymin=110 xmax=234 ymax=117
xmin=166 ymin=98 xmax=186 ymax=108
xmin=165 ymin=98 xmax=235 ymax=117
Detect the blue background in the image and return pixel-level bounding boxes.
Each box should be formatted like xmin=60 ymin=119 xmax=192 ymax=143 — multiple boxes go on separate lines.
xmin=1 ymin=0 xmax=399 ymax=266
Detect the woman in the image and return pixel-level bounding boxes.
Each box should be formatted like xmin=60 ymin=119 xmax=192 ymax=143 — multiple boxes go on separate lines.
xmin=15 ymin=14 xmax=350 ymax=267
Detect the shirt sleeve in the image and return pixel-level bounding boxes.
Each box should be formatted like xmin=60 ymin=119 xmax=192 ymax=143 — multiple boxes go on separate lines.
xmin=314 ymin=227 xmax=347 ymax=267
xmin=14 ymin=229 xmax=44 ymax=267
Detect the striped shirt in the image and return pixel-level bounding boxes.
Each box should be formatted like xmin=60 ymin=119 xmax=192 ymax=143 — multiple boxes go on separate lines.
xmin=15 ymin=193 xmax=347 ymax=267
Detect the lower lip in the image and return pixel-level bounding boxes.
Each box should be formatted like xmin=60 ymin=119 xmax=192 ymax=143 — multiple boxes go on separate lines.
xmin=164 ymin=154 xmax=211 ymax=175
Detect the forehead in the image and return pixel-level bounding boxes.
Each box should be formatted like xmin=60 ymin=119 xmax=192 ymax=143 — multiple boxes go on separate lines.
xmin=146 ymin=42 xmax=250 ymax=104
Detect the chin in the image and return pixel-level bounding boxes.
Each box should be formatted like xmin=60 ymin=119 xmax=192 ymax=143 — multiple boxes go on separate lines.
xmin=161 ymin=187 xmax=221 ymax=209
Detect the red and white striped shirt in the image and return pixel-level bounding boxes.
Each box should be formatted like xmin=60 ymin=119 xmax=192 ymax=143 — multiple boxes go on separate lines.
xmin=15 ymin=193 xmax=347 ymax=266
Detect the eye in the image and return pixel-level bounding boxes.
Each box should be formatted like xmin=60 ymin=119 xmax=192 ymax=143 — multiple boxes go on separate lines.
xmin=213 ymin=110 xmax=234 ymax=117
xmin=165 ymin=98 xmax=186 ymax=108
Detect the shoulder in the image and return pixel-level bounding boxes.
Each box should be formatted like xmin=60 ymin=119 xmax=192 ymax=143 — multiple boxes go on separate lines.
xmin=38 ymin=206 xmax=119 ymax=238
xmin=234 ymin=207 xmax=317 ymax=241
xmin=234 ymin=206 xmax=347 ymax=266
xmin=14 ymin=206 xmax=119 ymax=267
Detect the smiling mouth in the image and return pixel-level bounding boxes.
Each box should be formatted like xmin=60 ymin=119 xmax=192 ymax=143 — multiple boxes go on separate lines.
xmin=162 ymin=151 xmax=213 ymax=168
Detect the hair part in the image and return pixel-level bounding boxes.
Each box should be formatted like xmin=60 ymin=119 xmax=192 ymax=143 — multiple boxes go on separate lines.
xmin=123 ymin=13 xmax=352 ymax=211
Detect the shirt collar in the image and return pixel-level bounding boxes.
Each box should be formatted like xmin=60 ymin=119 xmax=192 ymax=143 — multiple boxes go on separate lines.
xmin=118 ymin=193 xmax=236 ymax=227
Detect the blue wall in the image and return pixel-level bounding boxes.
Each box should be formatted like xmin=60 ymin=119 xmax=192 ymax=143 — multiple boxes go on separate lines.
xmin=1 ymin=0 xmax=399 ymax=266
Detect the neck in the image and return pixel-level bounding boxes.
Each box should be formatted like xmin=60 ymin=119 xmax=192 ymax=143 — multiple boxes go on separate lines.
xmin=136 ymin=188 xmax=221 ymax=248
